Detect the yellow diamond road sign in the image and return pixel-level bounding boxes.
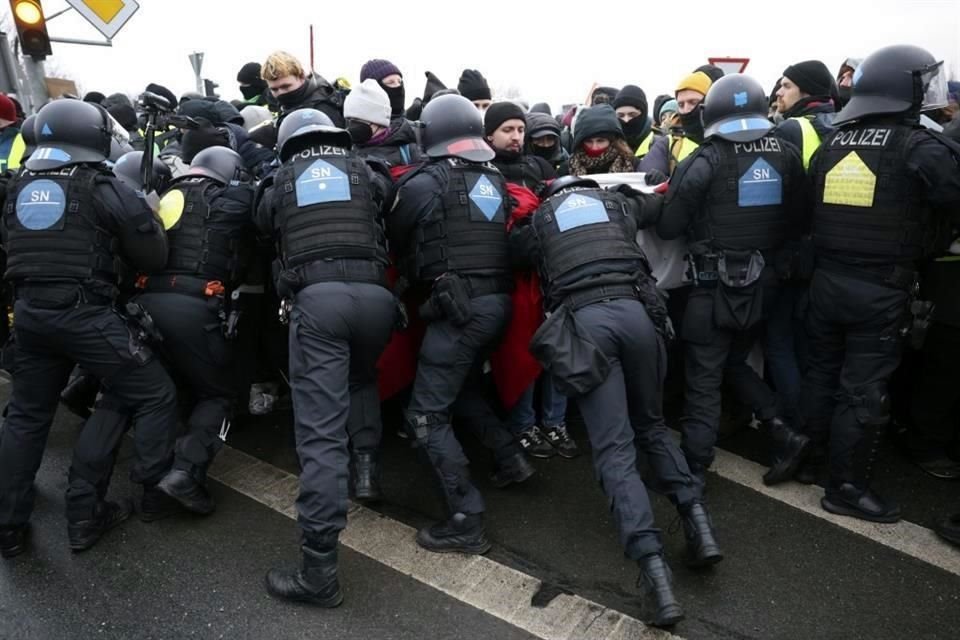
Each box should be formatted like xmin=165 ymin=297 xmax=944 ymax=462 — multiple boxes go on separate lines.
xmin=66 ymin=0 xmax=140 ymax=39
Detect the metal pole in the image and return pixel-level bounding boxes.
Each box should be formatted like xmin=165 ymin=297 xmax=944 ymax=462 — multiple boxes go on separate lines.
xmin=309 ymin=25 xmax=314 ymax=73
xmin=49 ymin=36 xmax=112 ymax=47
xmin=20 ymin=55 xmax=49 ymax=111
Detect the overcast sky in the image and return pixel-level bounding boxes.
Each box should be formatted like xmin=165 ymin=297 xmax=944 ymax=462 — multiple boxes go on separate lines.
xmin=9 ymin=0 xmax=960 ymax=112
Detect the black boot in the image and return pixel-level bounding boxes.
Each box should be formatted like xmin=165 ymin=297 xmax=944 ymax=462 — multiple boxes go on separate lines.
xmin=489 ymin=453 xmax=536 ymax=488
xmin=1 ymin=523 xmax=29 ymax=558
xmin=265 ymin=543 xmax=343 ymax=607
xmin=67 ymin=501 xmax=130 ymax=552
xmin=637 ymin=554 xmax=684 ymax=628
xmin=794 ymin=446 xmax=825 ymax=485
xmin=157 ymin=469 xmax=215 ymax=515
xmin=821 ymin=483 xmax=900 ymax=523
xmin=139 ymin=484 xmax=182 ymax=522
xmin=762 ymin=418 xmax=811 ymax=486
xmin=678 ymin=502 xmax=723 ymax=568
xmin=351 ymin=451 xmax=382 ymax=504
xmin=416 ymin=512 xmax=491 ymax=555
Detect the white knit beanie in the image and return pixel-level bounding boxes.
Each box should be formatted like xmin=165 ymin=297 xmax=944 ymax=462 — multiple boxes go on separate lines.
xmin=343 ymin=79 xmax=391 ymax=127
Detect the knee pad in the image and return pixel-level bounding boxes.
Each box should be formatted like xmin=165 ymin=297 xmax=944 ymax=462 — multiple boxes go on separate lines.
xmin=849 ymin=382 xmax=890 ymax=428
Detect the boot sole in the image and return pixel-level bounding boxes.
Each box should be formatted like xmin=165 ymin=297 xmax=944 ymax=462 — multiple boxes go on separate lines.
xmin=415 ymin=536 xmax=492 ymax=556
xmin=157 ymin=481 xmax=216 ymax=516
xmin=69 ymin=510 xmax=130 ymax=552
xmin=763 ymin=437 xmax=812 ymax=486
xmin=687 ymin=549 xmax=724 ymax=569
xmin=821 ymin=497 xmax=900 ymax=524
xmin=524 ymin=449 xmax=557 ymax=460
xmin=649 ymin=604 xmax=685 ymax=628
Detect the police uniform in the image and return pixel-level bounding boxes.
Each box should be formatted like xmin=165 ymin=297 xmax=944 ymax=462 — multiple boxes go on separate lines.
xmin=0 ymin=100 xmax=176 ymax=556
xmin=509 ymin=175 xmax=720 ymax=627
xmin=387 ymin=95 xmax=530 ymax=554
xmin=659 ymin=74 xmax=810 ymax=486
xmin=800 ymin=45 xmax=960 ymax=522
xmin=134 ymin=147 xmax=256 ymax=512
xmin=257 ymin=111 xmax=396 ymax=568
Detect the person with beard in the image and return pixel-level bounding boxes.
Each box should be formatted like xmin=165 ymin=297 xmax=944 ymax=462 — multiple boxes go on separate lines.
xmin=638 ymin=71 xmax=713 ymax=182
xmin=344 ymin=79 xmax=423 ymax=172
xmin=457 ymin=69 xmax=493 ymax=115
xmin=525 ymin=111 xmax=568 ymax=170
xmin=613 ymin=85 xmax=658 ymax=158
xmin=237 ymin=61 xmax=272 ymax=108
xmin=485 ymin=102 xmax=555 ymax=191
xmin=261 ymin=51 xmax=345 ymax=127
xmin=774 ymin=60 xmax=838 ymax=170
xmin=560 ymin=105 xmax=637 ymax=177
xmin=359 ymin=58 xmax=406 ymax=121
xmin=765 ymin=60 xmax=837 ymax=433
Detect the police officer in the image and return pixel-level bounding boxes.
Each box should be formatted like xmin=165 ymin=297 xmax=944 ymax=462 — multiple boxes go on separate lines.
xmin=256 ymin=109 xmax=396 ymax=606
xmin=0 ymin=99 xmax=176 ymax=556
xmin=509 ymin=174 xmax=721 ymax=628
xmin=134 ymin=147 xmax=256 ymax=515
xmin=658 ymin=74 xmax=810 ymax=487
xmin=388 ymin=94 xmax=533 ymax=554
xmin=799 ymin=45 xmax=960 ymax=522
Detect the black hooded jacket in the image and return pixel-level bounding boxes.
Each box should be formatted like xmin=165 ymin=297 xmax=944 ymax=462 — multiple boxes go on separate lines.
xmin=276 ymin=74 xmax=345 ymax=127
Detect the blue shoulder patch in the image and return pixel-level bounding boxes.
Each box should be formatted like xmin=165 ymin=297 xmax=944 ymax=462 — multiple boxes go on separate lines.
xmin=469 ymin=175 xmax=502 ymax=221
xmin=295 ymin=159 xmax=350 ymax=206
xmin=16 ymin=179 xmax=66 ymax=230
xmin=555 ymin=194 xmax=609 ymax=232
xmin=738 ymin=158 xmax=783 ymax=207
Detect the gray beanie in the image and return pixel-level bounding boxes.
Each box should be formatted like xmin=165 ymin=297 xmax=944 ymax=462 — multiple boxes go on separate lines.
xmin=344 ymin=79 xmax=391 ymax=127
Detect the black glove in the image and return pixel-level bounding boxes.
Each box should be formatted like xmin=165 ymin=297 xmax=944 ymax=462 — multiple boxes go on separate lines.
xmin=644 ymin=169 xmax=669 ymax=185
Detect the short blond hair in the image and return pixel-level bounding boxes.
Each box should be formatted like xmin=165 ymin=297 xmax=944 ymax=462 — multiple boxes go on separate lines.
xmin=262 ymin=51 xmax=305 ymax=81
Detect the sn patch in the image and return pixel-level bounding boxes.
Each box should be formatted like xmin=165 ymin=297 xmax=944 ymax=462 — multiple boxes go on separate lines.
xmin=738 ymin=158 xmax=782 ymax=207
xmin=555 ymin=194 xmax=609 ymax=232
xmin=469 ymin=175 xmax=503 ymax=221
xmin=296 ymin=159 xmax=351 ymax=206
xmin=16 ymin=180 xmax=66 ymax=230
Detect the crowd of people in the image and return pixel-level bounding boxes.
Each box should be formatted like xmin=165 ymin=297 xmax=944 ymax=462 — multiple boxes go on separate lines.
xmin=0 ymin=43 xmax=957 ymax=628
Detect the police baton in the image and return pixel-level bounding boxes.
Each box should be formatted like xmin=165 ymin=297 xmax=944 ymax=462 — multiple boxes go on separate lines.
xmin=136 ymin=91 xmax=173 ymax=194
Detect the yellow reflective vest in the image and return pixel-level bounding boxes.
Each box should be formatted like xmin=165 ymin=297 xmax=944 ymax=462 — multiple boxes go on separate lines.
xmin=634 ymin=131 xmax=657 ymax=158
xmin=668 ymin=134 xmax=699 ymax=175
xmin=790 ymin=116 xmax=822 ymax=171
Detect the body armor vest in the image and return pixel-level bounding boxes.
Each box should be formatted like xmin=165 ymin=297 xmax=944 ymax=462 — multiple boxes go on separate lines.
xmin=3 ymin=165 xmax=116 ymax=286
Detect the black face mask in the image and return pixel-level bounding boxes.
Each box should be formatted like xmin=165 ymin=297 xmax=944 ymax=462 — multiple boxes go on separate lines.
xmin=837 ymin=85 xmax=853 ymax=107
xmin=347 ymin=121 xmax=373 ymax=145
xmin=380 ymin=83 xmax=405 ymax=119
xmin=621 ymin=116 xmax=649 ymax=144
xmin=679 ymin=106 xmax=705 ymax=143
xmin=531 ymin=143 xmax=557 ymax=161
xmin=240 ymin=81 xmax=266 ymax=101
xmin=277 ymin=79 xmax=311 ymax=108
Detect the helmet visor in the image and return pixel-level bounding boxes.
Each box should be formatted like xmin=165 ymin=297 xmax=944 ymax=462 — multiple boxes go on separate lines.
xmin=918 ymin=60 xmax=948 ymax=111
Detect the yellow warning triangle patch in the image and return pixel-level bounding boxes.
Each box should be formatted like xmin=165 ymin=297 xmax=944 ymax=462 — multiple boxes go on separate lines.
xmin=823 ymin=151 xmax=876 ymax=208
xmin=157 ymin=188 xmax=185 ymax=230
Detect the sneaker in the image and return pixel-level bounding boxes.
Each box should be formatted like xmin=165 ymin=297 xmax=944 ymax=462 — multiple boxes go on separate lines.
xmin=542 ymin=423 xmax=579 ymax=459
xmin=518 ymin=426 xmax=555 ymax=459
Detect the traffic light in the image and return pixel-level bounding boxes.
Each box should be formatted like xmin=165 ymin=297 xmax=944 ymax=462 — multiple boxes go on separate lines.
xmin=203 ymin=78 xmax=219 ymax=98
xmin=10 ymin=0 xmax=52 ymax=60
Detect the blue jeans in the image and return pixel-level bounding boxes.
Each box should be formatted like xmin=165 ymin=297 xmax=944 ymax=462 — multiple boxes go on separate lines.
xmin=506 ymin=374 xmax=569 ymax=435
xmin=763 ymin=283 xmax=808 ymax=423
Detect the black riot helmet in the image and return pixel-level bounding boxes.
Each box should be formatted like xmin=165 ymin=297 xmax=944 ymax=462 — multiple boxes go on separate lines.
xmin=20 ymin=114 xmax=37 ymax=159
xmin=833 ymin=44 xmax=947 ymax=126
xmin=701 ymin=73 xmax=773 ymax=143
xmin=183 ymin=146 xmax=244 ymax=184
xmin=420 ymin=94 xmax=494 ymax=162
xmin=26 ymin=99 xmax=113 ymax=171
xmin=113 ymin=151 xmax=173 ymax=193
xmin=276 ymin=108 xmax=352 ymax=162
xmin=542 ymin=175 xmax=600 ymax=199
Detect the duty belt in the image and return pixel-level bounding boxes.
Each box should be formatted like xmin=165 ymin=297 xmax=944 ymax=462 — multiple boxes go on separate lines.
xmin=14 ymin=282 xmax=116 ymax=308
xmin=817 ymin=257 xmax=917 ymax=293
xmin=561 ymin=283 xmax=638 ymax=311
xmin=296 ymin=259 xmax=388 ymax=287
xmin=462 ymin=275 xmax=512 ymax=298
xmin=136 ymin=274 xmax=226 ymax=298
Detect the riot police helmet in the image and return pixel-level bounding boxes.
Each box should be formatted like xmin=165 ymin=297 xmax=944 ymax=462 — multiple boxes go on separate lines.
xmin=542 ymin=175 xmax=600 ymax=199
xmin=113 ymin=151 xmax=173 ymax=193
xmin=184 ymin=146 xmax=245 ymax=184
xmin=701 ymin=73 xmax=772 ymax=143
xmin=420 ymin=94 xmax=495 ymax=162
xmin=26 ymin=99 xmax=113 ymax=171
xmin=833 ymin=44 xmax=947 ymax=126
xmin=276 ymin=108 xmax=352 ymax=162
xmin=20 ymin=114 xmax=37 ymax=158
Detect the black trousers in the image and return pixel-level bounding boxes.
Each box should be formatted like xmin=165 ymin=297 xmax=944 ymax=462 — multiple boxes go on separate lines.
xmin=0 ymin=300 xmax=177 ymax=524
